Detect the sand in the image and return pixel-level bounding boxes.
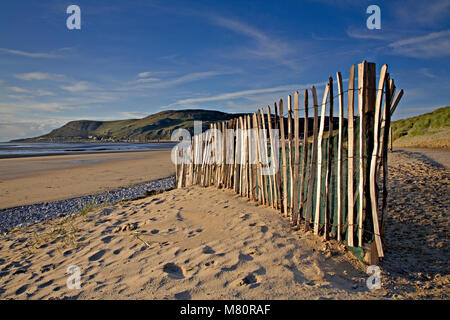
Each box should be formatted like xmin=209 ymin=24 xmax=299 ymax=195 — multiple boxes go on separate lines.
xmin=0 ymin=150 xmax=174 ymax=209
xmin=0 ymin=187 xmax=377 ymax=300
xmin=380 ymin=150 xmax=449 ymax=299
xmin=396 ymin=147 xmax=450 ymax=168
xmin=0 ymin=149 xmax=448 ymax=300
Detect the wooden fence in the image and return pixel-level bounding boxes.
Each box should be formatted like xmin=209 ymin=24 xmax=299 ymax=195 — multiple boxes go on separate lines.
xmin=174 ymin=61 xmax=404 ymax=264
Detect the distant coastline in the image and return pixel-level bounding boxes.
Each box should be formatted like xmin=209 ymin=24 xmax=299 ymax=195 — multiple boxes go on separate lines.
xmin=0 ymin=142 xmax=176 ymax=159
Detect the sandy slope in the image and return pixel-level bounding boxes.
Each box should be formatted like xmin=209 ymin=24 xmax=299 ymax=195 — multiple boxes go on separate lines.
xmin=0 ymin=150 xmax=448 ymax=300
xmin=0 ymin=150 xmax=174 ymax=209
xmin=380 ymin=150 xmax=449 ymax=299
xmin=1 ymin=186 xmax=382 ymax=300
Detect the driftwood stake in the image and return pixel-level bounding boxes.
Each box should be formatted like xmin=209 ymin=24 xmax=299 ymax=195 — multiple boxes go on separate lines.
xmin=347 ymin=65 xmax=356 ymax=246
xmin=314 ymin=84 xmax=329 ymax=235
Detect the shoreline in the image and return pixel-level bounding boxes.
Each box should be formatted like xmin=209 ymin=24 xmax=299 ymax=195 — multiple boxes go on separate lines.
xmin=0 ymin=145 xmax=176 ymax=160
xmin=0 ymin=149 xmax=171 ymax=160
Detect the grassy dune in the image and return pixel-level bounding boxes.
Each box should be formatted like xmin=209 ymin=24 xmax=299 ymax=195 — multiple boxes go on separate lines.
xmin=392 ymin=106 xmax=450 ymax=149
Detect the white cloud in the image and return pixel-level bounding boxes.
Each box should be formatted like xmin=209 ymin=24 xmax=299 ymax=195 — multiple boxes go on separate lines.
xmin=1 ymin=86 xmax=56 ymax=97
xmin=387 ymin=29 xmax=450 ymax=58
xmin=135 ymin=77 xmax=160 ymax=83
xmin=346 ymin=27 xmax=392 ymax=40
xmin=0 ymin=119 xmax=68 ymax=141
xmin=394 ymin=0 xmax=450 ymax=27
xmin=60 ymin=81 xmax=91 ymax=92
xmin=116 ymin=111 xmax=149 ymax=119
xmin=36 ymin=89 xmax=56 ymax=96
xmin=4 ymin=86 xmax=30 ymax=93
xmin=418 ymin=68 xmax=437 ymax=79
xmin=212 ymin=16 xmax=299 ymax=70
xmin=0 ymin=102 xmax=71 ymax=113
xmin=14 ymin=72 xmax=63 ymax=81
xmin=136 ymin=71 xmax=230 ymax=89
xmin=0 ymin=48 xmax=59 ymax=59
xmin=7 ymin=94 xmax=27 ymax=100
xmin=138 ymin=71 xmax=152 ymax=78
xmin=169 ymin=81 xmax=326 ymax=106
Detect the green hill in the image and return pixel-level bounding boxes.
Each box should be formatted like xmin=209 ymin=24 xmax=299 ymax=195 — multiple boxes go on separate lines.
xmin=391 ymin=106 xmax=450 ymax=149
xmin=13 ymin=110 xmax=243 ymax=143
xmin=12 ymin=108 xmax=345 ymax=143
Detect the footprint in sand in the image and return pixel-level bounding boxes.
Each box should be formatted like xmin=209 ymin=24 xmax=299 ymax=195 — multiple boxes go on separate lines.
xmin=205 ymin=261 xmax=215 ymax=267
xmin=240 ymin=213 xmax=250 ymax=221
xmin=187 ymin=229 xmax=202 ymax=238
xmin=37 ymin=280 xmax=54 ymax=289
xmin=160 ymin=241 xmax=170 ymax=247
xmin=174 ymin=290 xmax=191 ymax=300
xmin=15 ymin=284 xmax=28 ymax=295
xmin=88 ymin=250 xmax=106 ymax=262
xmin=220 ymin=252 xmax=253 ymax=273
xmin=113 ymin=248 xmax=123 ymax=255
xmin=238 ymin=253 xmax=253 ymax=262
xmin=101 ymin=235 xmax=114 ymax=244
xmin=102 ymin=208 xmax=114 ymax=216
xmin=202 ymin=246 xmax=215 ymax=254
xmin=240 ymin=273 xmax=258 ymax=286
xmin=63 ymin=250 xmax=72 ymax=257
xmin=150 ymin=229 xmax=160 ymax=235
xmin=162 ymin=263 xmax=184 ymax=280
xmin=95 ymin=218 xmax=112 ymax=227
xmin=40 ymin=264 xmax=55 ymax=273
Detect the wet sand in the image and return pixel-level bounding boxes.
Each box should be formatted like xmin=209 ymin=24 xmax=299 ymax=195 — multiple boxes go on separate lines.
xmin=0 ymin=150 xmax=174 ymax=209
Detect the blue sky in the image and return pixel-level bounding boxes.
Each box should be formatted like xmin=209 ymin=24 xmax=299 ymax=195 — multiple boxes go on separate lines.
xmin=0 ymin=0 xmax=449 ymax=141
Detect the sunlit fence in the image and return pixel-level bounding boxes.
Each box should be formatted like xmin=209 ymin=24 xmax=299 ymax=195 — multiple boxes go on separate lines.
xmin=173 ymin=61 xmax=403 ymax=264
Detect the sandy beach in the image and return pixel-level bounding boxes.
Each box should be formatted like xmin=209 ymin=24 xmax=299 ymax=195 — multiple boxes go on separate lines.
xmin=396 ymin=148 xmax=450 ymax=168
xmin=0 ymin=150 xmax=174 ymax=209
xmin=0 ymin=149 xmax=448 ymax=300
